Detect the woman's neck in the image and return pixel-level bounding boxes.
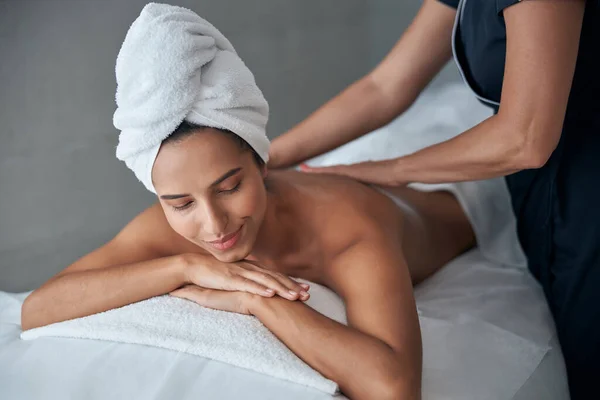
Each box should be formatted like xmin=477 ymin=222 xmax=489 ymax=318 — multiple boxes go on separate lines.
xmin=247 ymin=175 xmax=302 ymax=266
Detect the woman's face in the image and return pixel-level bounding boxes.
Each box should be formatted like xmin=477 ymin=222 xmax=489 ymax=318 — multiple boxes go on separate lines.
xmin=152 ymin=129 xmax=267 ymax=262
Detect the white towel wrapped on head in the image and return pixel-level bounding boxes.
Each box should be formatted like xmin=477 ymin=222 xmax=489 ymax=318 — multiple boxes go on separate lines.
xmin=113 ymin=2 xmax=270 ymax=193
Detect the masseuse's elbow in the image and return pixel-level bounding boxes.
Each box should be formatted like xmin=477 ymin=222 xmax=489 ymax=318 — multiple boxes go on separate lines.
xmin=516 ymin=145 xmax=552 ymax=170
xmin=507 ymin=125 xmax=559 ymax=171
xmin=499 ymin=114 xmax=560 ymax=171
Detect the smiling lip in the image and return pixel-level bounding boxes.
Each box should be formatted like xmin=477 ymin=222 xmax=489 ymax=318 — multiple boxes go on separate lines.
xmin=206 ymin=225 xmax=243 ymax=251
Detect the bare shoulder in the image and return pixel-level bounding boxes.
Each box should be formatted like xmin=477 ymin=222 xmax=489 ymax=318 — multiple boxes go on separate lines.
xmin=305 ymin=172 xmax=401 ymax=231
xmin=55 ymin=203 xmax=201 ymax=277
xmin=114 ymin=202 xmax=200 ymax=257
xmin=280 ymin=171 xmax=404 ymax=261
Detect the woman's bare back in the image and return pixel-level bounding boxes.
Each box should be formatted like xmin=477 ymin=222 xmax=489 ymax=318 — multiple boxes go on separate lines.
xmin=138 ymin=170 xmax=475 ymax=285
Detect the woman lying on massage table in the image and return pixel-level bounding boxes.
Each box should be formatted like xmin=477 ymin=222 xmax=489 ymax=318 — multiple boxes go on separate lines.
xmin=21 ymin=4 xmax=475 ymax=400
xmin=21 ymin=122 xmax=475 ymax=399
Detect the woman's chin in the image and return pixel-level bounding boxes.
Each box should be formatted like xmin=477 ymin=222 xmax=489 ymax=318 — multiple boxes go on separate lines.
xmin=210 ymin=245 xmax=251 ymax=264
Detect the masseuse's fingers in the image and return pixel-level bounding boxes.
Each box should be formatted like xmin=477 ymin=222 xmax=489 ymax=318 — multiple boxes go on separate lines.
xmin=299 ymin=160 xmax=406 ymax=187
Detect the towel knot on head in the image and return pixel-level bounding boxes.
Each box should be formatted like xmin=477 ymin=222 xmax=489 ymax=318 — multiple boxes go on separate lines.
xmin=113 ymin=2 xmax=270 ymax=193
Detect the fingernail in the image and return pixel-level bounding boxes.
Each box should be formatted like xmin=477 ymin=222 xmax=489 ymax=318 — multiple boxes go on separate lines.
xmin=265 ymin=289 xmax=274 ymax=294
xmin=300 ymin=283 xmax=310 ymax=289
xmin=300 ymin=291 xmax=309 ymax=297
xmin=288 ymin=290 xmax=298 ymax=296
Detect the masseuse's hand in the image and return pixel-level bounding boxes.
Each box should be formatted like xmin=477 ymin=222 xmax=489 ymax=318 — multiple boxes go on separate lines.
xmin=267 ymin=147 xmax=285 ymax=169
xmin=181 ymin=253 xmax=310 ymax=301
xmin=299 ymin=158 xmax=407 ymax=187
xmin=267 ymin=141 xmax=301 ymax=170
xmin=170 ymin=285 xmax=256 ymax=315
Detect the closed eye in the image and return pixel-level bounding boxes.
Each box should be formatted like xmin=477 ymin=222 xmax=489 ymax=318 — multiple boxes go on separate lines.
xmin=219 ymin=181 xmax=241 ymax=194
xmin=172 ymin=201 xmax=193 ymax=212
xmin=170 ymin=181 xmax=241 ymax=211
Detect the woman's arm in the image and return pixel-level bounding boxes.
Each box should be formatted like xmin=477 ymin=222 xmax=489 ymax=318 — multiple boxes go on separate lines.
xmin=268 ymin=0 xmax=457 ymax=169
xmin=251 ymin=234 xmax=420 ymax=400
xmin=301 ymin=0 xmax=586 ymax=186
xmin=21 ymin=207 xmax=188 ymax=330
xmin=21 ymin=257 xmax=189 ymax=331
xmin=174 ymin=233 xmax=419 ymax=399
xmin=22 ymin=205 xmax=308 ymax=331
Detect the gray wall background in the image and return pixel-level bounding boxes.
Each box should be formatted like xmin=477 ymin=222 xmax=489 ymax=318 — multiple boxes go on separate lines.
xmin=0 ymin=0 xmax=459 ymax=292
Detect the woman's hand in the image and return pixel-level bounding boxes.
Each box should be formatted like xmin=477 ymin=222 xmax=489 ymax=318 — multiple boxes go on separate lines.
xmin=299 ymin=159 xmax=407 ymax=187
xmin=181 ymin=253 xmax=310 ymax=301
xmin=170 ymin=285 xmax=257 ymax=315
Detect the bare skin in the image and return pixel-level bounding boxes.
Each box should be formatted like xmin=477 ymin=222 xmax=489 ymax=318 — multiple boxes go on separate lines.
xmin=273 ymin=0 xmax=586 ymax=186
xmin=22 ymin=130 xmax=474 ymax=400
xmin=18 ymin=2 xmax=477 ymax=397
xmin=24 ymin=0 xmax=580 ymax=397
xmin=161 ymin=168 xmax=474 ymax=400
xmin=102 ymin=170 xmax=471 ymax=286
xmin=268 ymin=0 xmax=458 ymax=169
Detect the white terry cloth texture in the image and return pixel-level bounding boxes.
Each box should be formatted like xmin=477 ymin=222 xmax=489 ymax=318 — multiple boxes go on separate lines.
xmin=13 ymin=84 xmax=566 ymax=399
xmin=18 ymin=251 xmax=558 ymax=399
xmin=113 ymin=3 xmax=270 ymax=193
xmin=19 ymin=281 xmax=343 ymax=394
xmin=308 ymin=83 xmax=528 ymax=270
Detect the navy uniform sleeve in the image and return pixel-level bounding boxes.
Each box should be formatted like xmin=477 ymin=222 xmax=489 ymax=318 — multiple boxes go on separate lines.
xmin=437 ymin=0 xmax=459 ymax=9
xmin=496 ymin=0 xmax=521 ymax=15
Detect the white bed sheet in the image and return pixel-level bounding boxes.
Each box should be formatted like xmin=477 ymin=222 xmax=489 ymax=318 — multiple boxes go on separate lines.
xmin=0 ymin=83 xmax=569 ymax=399
xmin=0 ymin=249 xmax=568 ymax=400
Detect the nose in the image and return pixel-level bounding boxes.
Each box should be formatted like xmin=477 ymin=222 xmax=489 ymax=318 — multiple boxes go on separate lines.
xmin=199 ymin=201 xmax=228 ymax=237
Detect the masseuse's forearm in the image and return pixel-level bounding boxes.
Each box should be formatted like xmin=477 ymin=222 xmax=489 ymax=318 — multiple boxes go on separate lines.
xmin=268 ymin=77 xmax=414 ymax=169
xmin=269 ymin=0 xmax=456 ymax=168
xmin=250 ymin=297 xmax=417 ymax=400
xmin=393 ymin=114 xmax=549 ymax=184
xmin=21 ymin=255 xmax=187 ymax=331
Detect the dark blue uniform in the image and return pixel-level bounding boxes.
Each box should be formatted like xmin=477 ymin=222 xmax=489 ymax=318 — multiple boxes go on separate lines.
xmin=437 ymin=0 xmax=600 ymax=398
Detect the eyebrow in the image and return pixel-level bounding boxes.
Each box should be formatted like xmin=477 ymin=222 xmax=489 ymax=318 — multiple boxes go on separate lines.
xmin=159 ymin=167 xmax=242 ymax=200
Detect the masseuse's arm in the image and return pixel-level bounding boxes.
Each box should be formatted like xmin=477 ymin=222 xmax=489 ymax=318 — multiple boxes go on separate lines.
xmin=303 ymin=0 xmax=585 ymax=185
xmin=249 ymin=232 xmax=421 ymax=400
xmin=268 ymin=0 xmax=456 ymax=169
